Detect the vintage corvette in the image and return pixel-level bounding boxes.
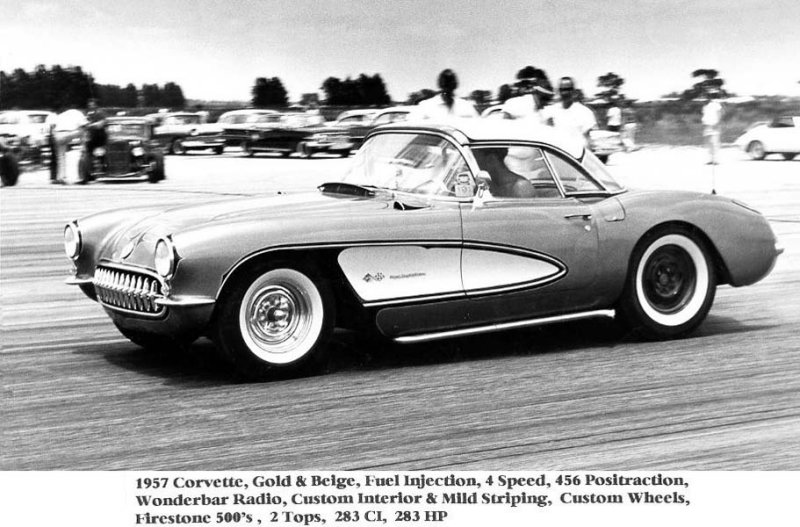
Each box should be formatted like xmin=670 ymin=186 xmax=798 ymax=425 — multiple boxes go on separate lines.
xmin=64 ymin=120 xmax=782 ymax=378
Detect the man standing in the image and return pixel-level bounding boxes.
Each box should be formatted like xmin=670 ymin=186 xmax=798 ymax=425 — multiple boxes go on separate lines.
xmin=501 ymin=67 xmax=553 ymax=123
xmin=702 ymin=91 xmax=723 ymax=164
xmin=413 ymin=69 xmax=478 ymax=120
xmin=543 ymin=77 xmax=597 ymax=146
xmin=606 ymin=100 xmax=622 ymax=132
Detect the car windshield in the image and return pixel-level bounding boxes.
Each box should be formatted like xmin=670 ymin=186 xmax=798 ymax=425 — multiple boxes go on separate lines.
xmin=580 ymin=150 xmax=624 ymax=192
xmin=341 ymin=132 xmax=469 ymax=197
xmin=249 ymin=114 xmax=282 ymax=124
xmin=169 ymin=115 xmax=201 ymax=125
xmin=107 ymin=123 xmax=146 ymax=138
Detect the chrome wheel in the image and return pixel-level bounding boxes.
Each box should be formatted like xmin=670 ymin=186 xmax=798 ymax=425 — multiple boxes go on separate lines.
xmin=238 ymin=268 xmax=324 ymax=364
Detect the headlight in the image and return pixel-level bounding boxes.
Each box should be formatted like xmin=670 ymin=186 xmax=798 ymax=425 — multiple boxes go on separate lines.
xmin=250 ymin=133 xmax=260 ymax=141
xmin=154 ymin=238 xmax=176 ymax=278
xmin=93 ymin=147 xmax=106 ymax=156
xmin=64 ymin=222 xmax=82 ymax=260
xmin=131 ymin=146 xmax=144 ymax=156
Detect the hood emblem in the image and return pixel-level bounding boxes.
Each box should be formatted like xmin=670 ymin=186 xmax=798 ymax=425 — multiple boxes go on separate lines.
xmin=120 ymin=239 xmax=136 ymax=259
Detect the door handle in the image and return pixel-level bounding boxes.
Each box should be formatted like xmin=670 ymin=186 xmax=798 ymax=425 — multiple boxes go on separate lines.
xmin=564 ymin=213 xmax=592 ymax=220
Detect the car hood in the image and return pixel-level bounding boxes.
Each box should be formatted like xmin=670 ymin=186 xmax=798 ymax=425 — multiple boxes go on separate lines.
xmin=97 ymin=190 xmax=399 ymax=265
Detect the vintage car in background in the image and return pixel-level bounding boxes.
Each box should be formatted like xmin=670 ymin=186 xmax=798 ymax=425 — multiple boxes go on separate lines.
xmin=0 ymin=110 xmax=56 ymax=148
xmin=152 ymin=112 xmax=225 ymax=155
xmin=342 ymin=106 xmax=413 ymax=149
xmin=735 ymin=116 xmax=800 ymax=160
xmin=78 ymin=117 xmax=165 ymax=183
xmin=64 ymin=119 xmax=781 ymax=379
xmin=228 ymin=112 xmax=351 ymax=158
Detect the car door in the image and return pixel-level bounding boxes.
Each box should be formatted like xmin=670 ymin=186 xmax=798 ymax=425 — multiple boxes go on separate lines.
xmin=459 ymin=144 xmax=601 ymax=321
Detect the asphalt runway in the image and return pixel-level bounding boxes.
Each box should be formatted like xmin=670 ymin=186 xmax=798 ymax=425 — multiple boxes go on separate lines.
xmin=2 ymin=146 xmax=799 ymax=470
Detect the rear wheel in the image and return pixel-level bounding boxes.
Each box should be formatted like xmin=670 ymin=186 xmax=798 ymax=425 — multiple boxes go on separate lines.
xmin=747 ymin=141 xmax=766 ymax=160
xmin=296 ymin=141 xmax=313 ymax=158
xmin=617 ymin=227 xmax=716 ymax=339
xmin=170 ymin=139 xmax=186 ymax=155
xmin=241 ymin=141 xmax=254 ymax=157
xmin=213 ymin=264 xmax=335 ymax=378
xmin=782 ymin=153 xmax=796 ymax=161
xmin=338 ymin=149 xmax=351 ymax=158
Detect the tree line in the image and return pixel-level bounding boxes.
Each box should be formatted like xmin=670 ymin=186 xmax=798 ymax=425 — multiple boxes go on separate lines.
xmin=0 ymin=65 xmax=186 ymax=110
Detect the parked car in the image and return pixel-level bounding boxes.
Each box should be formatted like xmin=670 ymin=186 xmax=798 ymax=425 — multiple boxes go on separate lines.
xmin=218 ymin=109 xmax=280 ymax=147
xmin=0 ymin=110 xmax=56 ymax=148
xmin=152 ymin=112 xmax=225 ymax=155
xmin=78 ymin=117 xmax=165 ymax=183
xmin=64 ymin=119 xmax=781 ymax=378
xmin=735 ymin=116 xmax=800 ymax=160
xmin=342 ymin=106 xmax=413 ymax=149
xmin=230 ymin=112 xmax=350 ymax=158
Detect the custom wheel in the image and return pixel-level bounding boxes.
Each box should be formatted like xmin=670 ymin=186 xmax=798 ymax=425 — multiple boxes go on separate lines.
xmin=782 ymin=153 xmax=796 ymax=161
xmin=241 ymin=141 xmax=254 ymax=157
xmin=213 ymin=264 xmax=334 ymax=378
xmin=747 ymin=141 xmax=766 ymax=160
xmin=170 ymin=139 xmax=186 ymax=155
xmin=617 ymin=228 xmax=716 ymax=339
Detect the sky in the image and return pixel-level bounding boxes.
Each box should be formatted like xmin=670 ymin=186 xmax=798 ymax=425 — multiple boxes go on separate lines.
xmin=3 ymin=0 xmax=800 ymax=103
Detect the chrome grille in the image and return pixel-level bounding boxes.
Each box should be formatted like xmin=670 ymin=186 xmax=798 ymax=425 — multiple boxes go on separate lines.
xmin=106 ymin=143 xmax=131 ymax=173
xmin=94 ymin=266 xmax=165 ymax=316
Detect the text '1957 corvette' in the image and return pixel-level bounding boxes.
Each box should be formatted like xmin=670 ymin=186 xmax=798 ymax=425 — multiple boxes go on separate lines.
xmin=64 ymin=120 xmax=782 ymax=379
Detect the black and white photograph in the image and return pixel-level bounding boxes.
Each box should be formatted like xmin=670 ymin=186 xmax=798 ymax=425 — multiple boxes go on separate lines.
xmin=2 ymin=0 xmax=799 ymax=524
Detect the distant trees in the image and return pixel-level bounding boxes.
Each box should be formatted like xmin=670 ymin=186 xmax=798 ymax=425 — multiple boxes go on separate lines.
xmin=596 ymin=72 xmax=626 ymax=102
xmin=497 ymin=84 xmax=514 ymax=103
xmin=321 ymin=74 xmax=390 ymax=106
xmin=252 ymin=77 xmax=289 ymax=107
xmin=682 ymin=69 xmax=729 ymax=100
xmin=0 ymin=64 xmax=187 ymax=110
xmin=0 ymin=65 xmax=96 ymax=110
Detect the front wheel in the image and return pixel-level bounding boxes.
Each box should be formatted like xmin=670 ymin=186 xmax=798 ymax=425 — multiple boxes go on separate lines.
xmin=213 ymin=265 xmax=335 ymax=378
xmin=149 ymin=156 xmax=165 ymax=183
xmin=747 ymin=141 xmax=766 ymax=160
xmin=0 ymin=152 xmax=20 ymax=187
xmin=617 ymin=228 xmax=716 ymax=339
xmin=170 ymin=139 xmax=186 ymax=155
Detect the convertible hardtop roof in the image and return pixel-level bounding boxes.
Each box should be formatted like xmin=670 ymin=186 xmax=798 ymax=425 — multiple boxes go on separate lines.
xmin=375 ymin=118 xmax=586 ymax=159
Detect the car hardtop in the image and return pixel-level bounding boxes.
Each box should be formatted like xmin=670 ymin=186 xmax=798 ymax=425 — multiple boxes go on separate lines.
xmin=371 ymin=118 xmax=586 ymax=159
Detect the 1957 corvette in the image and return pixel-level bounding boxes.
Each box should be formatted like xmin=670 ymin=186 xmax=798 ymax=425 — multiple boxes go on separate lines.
xmin=64 ymin=120 xmax=782 ymax=378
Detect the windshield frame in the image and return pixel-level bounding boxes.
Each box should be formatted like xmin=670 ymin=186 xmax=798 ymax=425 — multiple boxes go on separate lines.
xmin=341 ymin=129 xmax=478 ymax=202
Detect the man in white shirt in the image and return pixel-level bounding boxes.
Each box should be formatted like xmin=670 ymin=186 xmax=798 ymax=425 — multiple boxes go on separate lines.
xmin=606 ymin=103 xmax=622 ymax=132
xmin=413 ymin=69 xmax=478 ymax=120
xmin=543 ymin=77 xmax=597 ymax=146
xmin=501 ymin=70 xmax=552 ymax=124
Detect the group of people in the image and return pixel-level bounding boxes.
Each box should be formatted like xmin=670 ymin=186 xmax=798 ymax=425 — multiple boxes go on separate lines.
xmin=411 ymin=68 xmax=635 ymax=151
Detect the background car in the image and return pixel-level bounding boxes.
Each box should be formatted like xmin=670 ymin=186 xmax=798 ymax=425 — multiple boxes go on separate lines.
xmin=735 ymin=116 xmax=800 ymax=160
xmin=233 ymin=112 xmax=350 ymax=158
xmin=78 ymin=117 xmax=165 ymax=183
xmin=64 ymin=120 xmax=780 ymax=379
xmin=0 ymin=136 xmax=21 ymax=187
xmin=0 ymin=110 xmax=56 ymax=148
xmin=153 ymin=112 xmax=225 ymax=155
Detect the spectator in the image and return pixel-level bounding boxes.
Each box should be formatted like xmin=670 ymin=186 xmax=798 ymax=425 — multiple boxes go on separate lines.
xmin=543 ymin=77 xmax=597 ymax=145
xmin=413 ymin=69 xmax=478 ymax=120
xmin=702 ymin=91 xmax=723 ymax=165
xmin=606 ymin=100 xmax=622 ymax=132
xmin=621 ymin=103 xmax=638 ymax=152
xmin=501 ymin=69 xmax=553 ymax=123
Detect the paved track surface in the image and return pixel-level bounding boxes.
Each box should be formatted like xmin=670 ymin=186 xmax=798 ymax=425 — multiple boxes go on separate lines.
xmin=2 ymin=147 xmax=799 ymax=470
